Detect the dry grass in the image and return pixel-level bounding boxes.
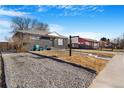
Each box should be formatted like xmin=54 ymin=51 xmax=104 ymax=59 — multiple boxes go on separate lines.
xmin=73 ymin=49 xmax=115 ymax=58
xmin=31 ymin=50 xmax=109 ymax=73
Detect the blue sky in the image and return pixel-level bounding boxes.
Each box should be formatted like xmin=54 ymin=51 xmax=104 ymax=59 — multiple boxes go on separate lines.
xmin=0 ymin=5 xmax=124 ymax=41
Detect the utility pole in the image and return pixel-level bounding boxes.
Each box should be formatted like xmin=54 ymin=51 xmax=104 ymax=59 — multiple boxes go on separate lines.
xmin=69 ymin=35 xmax=72 ymax=56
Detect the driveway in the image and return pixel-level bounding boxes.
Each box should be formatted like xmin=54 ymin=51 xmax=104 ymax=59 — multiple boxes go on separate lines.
xmin=2 ymin=53 xmax=96 ymax=88
xmin=0 ymin=54 xmax=1 ymax=87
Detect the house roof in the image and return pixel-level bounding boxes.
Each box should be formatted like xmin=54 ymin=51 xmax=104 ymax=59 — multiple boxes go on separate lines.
xmin=17 ymin=30 xmax=49 ymax=36
xmin=82 ymin=38 xmax=98 ymax=43
xmin=15 ymin=30 xmax=67 ymax=38
xmin=77 ymin=36 xmax=98 ymax=43
xmin=71 ymin=36 xmax=98 ymax=43
xmin=48 ymin=32 xmax=67 ymax=38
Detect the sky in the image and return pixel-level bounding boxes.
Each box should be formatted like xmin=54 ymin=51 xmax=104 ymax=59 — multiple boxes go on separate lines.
xmin=0 ymin=5 xmax=124 ymax=41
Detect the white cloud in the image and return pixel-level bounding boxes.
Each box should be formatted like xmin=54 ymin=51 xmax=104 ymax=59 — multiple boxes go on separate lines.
xmin=69 ymin=32 xmax=102 ymax=40
xmin=52 ymin=5 xmax=104 ymax=16
xmin=0 ymin=8 xmax=30 ymax=17
xmin=49 ymin=23 xmax=102 ymax=40
xmin=49 ymin=24 xmax=64 ymax=32
xmin=0 ymin=20 xmax=11 ymax=28
xmin=13 ymin=6 xmax=28 ymax=11
xmin=60 ymin=31 xmax=103 ymax=40
xmin=38 ymin=8 xmax=44 ymax=12
xmin=97 ymin=8 xmax=104 ymax=12
xmin=0 ymin=20 xmax=13 ymax=41
xmin=36 ymin=5 xmax=104 ymax=16
xmin=37 ymin=6 xmax=46 ymax=12
xmin=56 ymin=5 xmax=104 ymax=11
xmin=57 ymin=5 xmax=73 ymax=9
xmin=0 ymin=28 xmax=12 ymax=42
xmin=49 ymin=23 xmax=103 ymax=40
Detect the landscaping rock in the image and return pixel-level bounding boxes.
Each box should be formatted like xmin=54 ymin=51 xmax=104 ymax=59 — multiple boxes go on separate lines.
xmin=0 ymin=56 xmax=1 ymax=87
xmin=3 ymin=53 xmax=96 ymax=88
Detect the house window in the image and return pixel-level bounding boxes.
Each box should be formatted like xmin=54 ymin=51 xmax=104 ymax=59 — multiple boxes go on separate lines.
xmin=58 ymin=39 xmax=63 ymax=45
xmin=40 ymin=36 xmax=50 ymax=40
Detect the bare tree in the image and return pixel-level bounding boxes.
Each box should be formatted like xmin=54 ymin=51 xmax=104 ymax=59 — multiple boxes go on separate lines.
xmin=99 ymin=37 xmax=107 ymax=50
xmin=112 ymin=33 xmax=124 ymax=49
xmin=11 ymin=17 xmax=31 ymax=33
xmin=9 ymin=33 xmax=32 ymax=52
xmin=10 ymin=17 xmax=49 ymax=52
xmin=11 ymin=17 xmax=49 ymax=32
xmin=31 ymin=19 xmax=49 ymax=31
xmin=121 ymin=33 xmax=124 ymax=49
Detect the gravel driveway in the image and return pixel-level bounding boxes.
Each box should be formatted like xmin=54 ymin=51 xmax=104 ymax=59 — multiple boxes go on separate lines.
xmin=3 ymin=53 xmax=96 ymax=88
xmin=0 ymin=55 xmax=1 ymax=87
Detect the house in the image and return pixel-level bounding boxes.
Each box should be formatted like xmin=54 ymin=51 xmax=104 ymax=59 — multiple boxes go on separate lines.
xmin=71 ymin=36 xmax=99 ymax=49
xmin=12 ymin=30 xmax=68 ymax=50
xmin=0 ymin=42 xmax=9 ymax=51
xmin=0 ymin=42 xmax=15 ymax=52
xmin=99 ymin=39 xmax=115 ymax=49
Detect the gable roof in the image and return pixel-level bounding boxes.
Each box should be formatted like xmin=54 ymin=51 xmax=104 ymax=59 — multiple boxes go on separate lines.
xmin=75 ymin=36 xmax=98 ymax=43
xmin=15 ymin=30 xmax=67 ymax=38
xmin=48 ymin=32 xmax=67 ymax=38
xmin=82 ymin=38 xmax=98 ymax=42
xmin=17 ymin=30 xmax=49 ymax=36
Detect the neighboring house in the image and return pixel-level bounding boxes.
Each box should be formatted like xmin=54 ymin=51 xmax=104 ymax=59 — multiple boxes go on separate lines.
xmin=71 ymin=36 xmax=99 ymax=49
xmin=12 ymin=30 xmax=68 ymax=50
xmin=0 ymin=42 xmax=9 ymax=51
xmin=99 ymin=39 xmax=114 ymax=48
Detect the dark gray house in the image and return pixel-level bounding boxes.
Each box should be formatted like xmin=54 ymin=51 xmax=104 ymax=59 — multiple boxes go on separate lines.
xmin=12 ymin=30 xmax=68 ymax=50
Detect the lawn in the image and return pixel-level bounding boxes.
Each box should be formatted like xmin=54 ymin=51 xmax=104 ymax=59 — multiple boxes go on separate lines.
xmin=31 ymin=50 xmax=110 ymax=73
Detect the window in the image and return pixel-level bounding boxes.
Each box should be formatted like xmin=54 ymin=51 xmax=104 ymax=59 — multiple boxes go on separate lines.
xmin=58 ymin=39 xmax=63 ymax=45
xmin=40 ymin=36 xmax=50 ymax=40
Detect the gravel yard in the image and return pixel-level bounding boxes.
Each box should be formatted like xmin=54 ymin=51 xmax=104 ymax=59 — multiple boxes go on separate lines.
xmin=0 ymin=55 xmax=1 ymax=87
xmin=3 ymin=53 xmax=96 ymax=88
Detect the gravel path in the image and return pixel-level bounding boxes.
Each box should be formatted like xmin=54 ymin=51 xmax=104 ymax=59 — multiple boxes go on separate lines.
xmin=0 ymin=54 xmax=1 ymax=87
xmin=3 ymin=53 xmax=96 ymax=88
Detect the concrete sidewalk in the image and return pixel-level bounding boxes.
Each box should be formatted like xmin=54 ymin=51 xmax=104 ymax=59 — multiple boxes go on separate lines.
xmin=90 ymin=52 xmax=124 ymax=88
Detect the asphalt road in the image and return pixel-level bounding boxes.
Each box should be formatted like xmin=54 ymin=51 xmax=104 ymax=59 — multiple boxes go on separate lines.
xmin=3 ymin=53 xmax=96 ymax=88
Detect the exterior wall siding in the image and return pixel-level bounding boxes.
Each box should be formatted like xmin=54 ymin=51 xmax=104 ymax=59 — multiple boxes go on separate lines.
xmin=53 ymin=38 xmax=68 ymax=49
xmin=25 ymin=39 xmax=52 ymax=50
xmin=0 ymin=42 xmax=10 ymax=51
xmin=13 ymin=32 xmax=68 ymax=50
xmin=71 ymin=36 xmax=99 ymax=49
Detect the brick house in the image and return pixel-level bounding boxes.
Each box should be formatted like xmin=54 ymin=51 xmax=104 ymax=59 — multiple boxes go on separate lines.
xmin=71 ymin=36 xmax=99 ymax=49
xmin=12 ymin=30 xmax=68 ymax=50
